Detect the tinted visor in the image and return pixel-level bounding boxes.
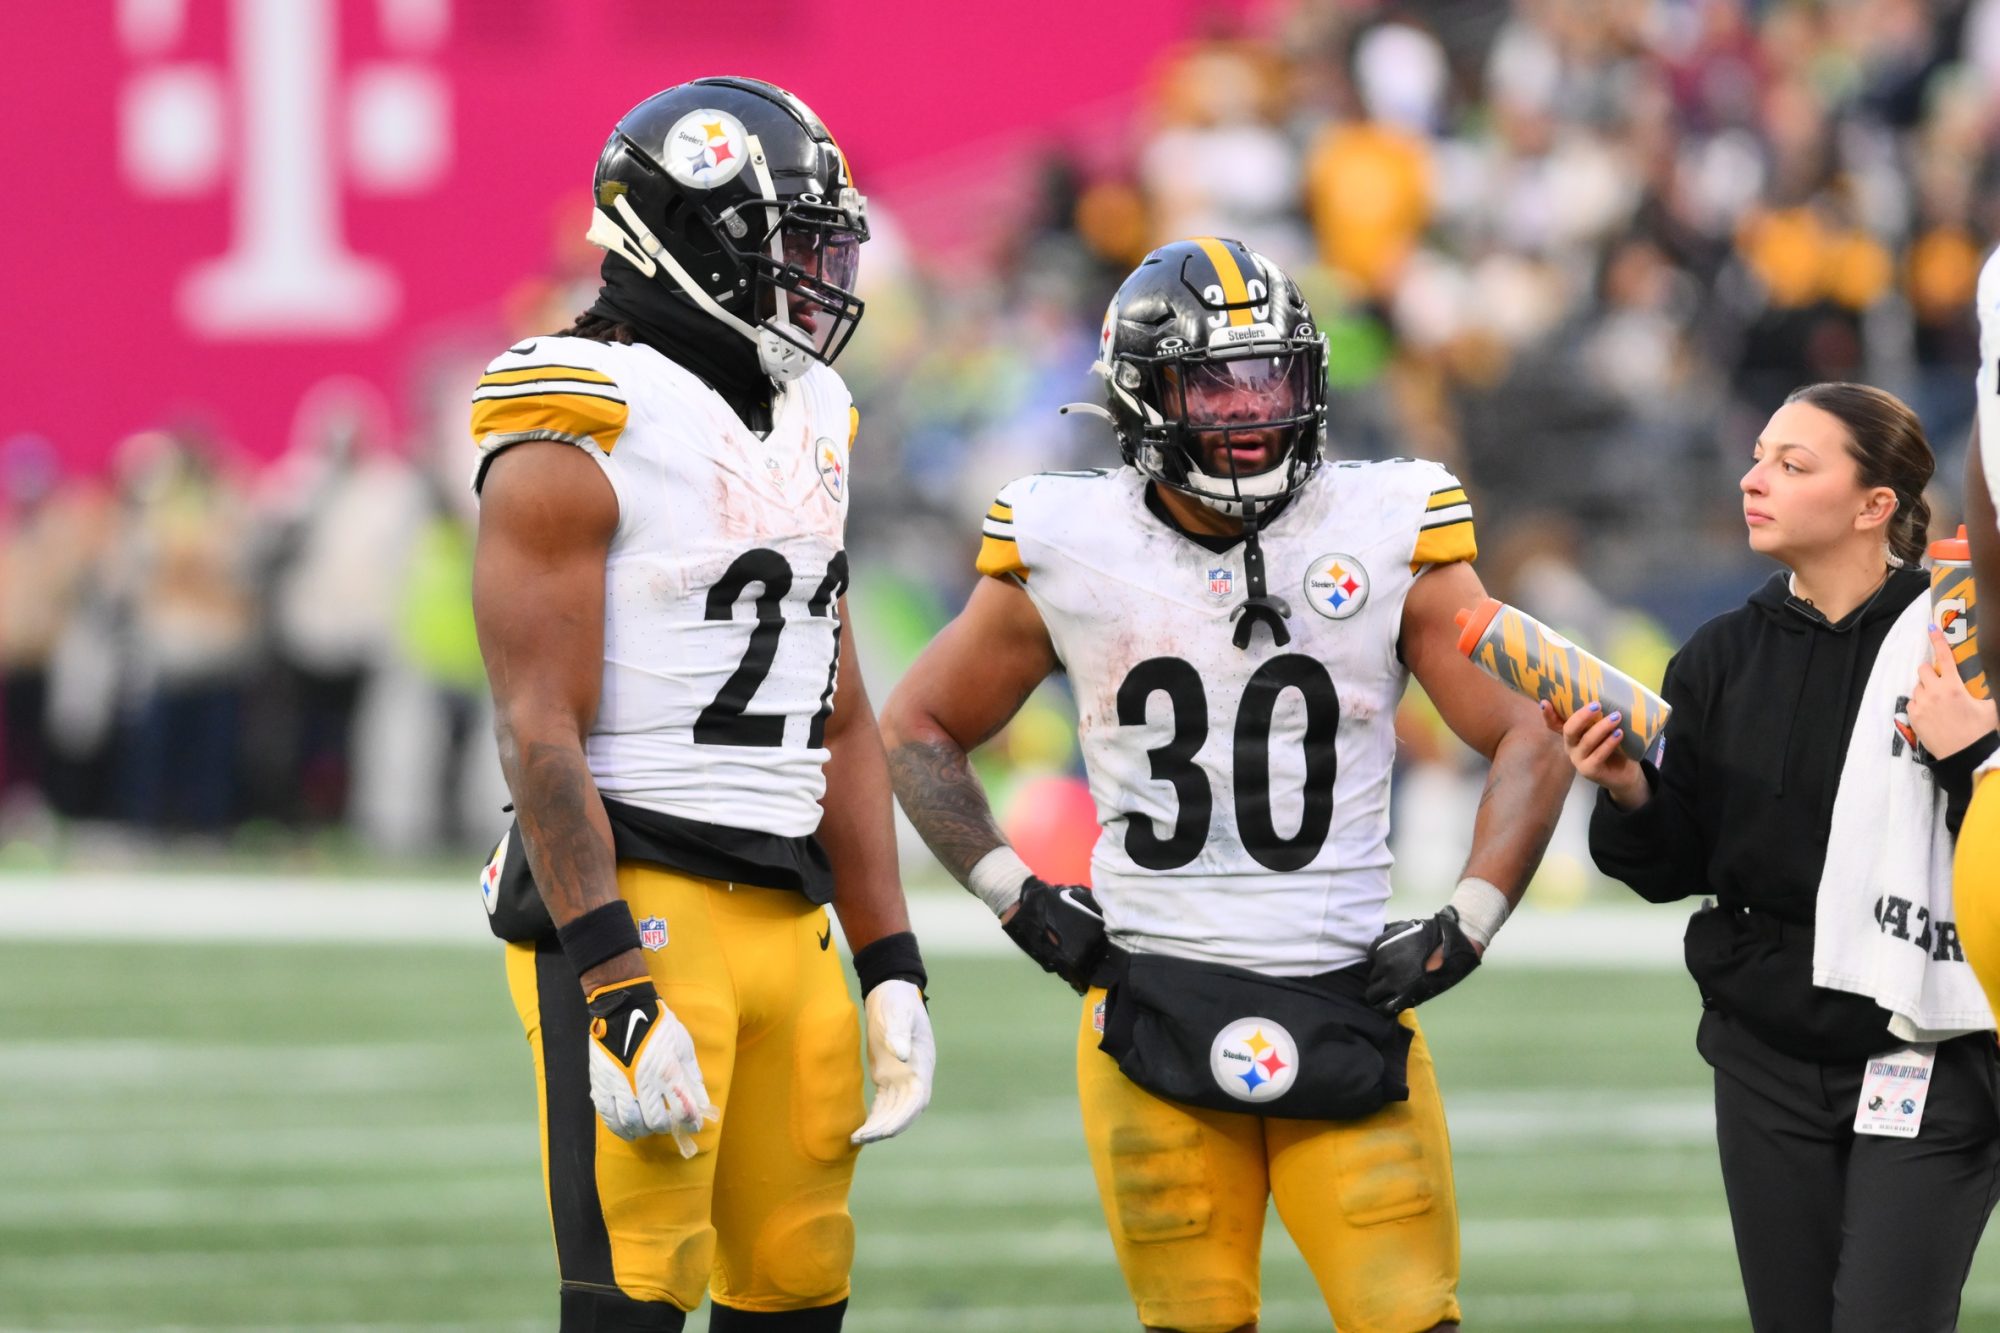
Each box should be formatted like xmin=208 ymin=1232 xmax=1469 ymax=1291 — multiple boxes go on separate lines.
xmin=1161 ymin=351 xmax=1314 ymax=430
xmin=782 ymin=228 xmax=859 ymax=293
xmin=743 ymin=206 xmax=865 ymax=363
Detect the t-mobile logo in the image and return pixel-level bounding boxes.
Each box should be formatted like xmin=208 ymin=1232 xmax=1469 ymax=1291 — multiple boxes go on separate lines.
xmin=120 ymin=0 xmax=452 ymax=337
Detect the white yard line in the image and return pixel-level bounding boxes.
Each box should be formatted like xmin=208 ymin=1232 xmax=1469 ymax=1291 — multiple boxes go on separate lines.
xmin=0 ymin=875 xmax=1691 ymax=964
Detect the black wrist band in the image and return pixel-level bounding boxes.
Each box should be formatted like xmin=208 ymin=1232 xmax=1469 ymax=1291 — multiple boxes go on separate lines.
xmin=556 ymin=900 xmax=643 ymax=977
xmin=586 ymin=977 xmax=658 ymax=1020
xmin=853 ymin=931 xmax=927 ymax=997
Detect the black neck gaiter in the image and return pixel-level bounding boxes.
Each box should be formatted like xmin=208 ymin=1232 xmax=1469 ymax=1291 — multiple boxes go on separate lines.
xmin=586 ymin=258 xmax=771 ymax=429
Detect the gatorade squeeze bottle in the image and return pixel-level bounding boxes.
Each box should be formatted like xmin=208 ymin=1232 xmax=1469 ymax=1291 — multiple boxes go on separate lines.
xmin=1455 ymin=598 xmax=1671 ymax=764
xmin=1929 ymin=525 xmax=1987 ymax=700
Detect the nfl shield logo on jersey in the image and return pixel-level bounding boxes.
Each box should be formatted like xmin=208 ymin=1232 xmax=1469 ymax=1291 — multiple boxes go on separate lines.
xmin=1210 ymin=1017 xmax=1300 ymax=1103
xmin=1304 ymin=553 xmax=1370 ymax=620
xmin=638 ymin=916 xmax=669 ymax=951
xmin=1206 ymin=567 xmax=1234 ymax=600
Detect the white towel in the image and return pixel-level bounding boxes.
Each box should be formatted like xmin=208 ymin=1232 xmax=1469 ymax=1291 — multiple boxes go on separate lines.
xmin=1813 ymin=594 xmax=1995 ymax=1041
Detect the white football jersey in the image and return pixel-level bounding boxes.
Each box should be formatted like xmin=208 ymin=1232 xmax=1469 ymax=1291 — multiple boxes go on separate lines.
xmin=472 ymin=334 xmax=856 ymax=837
xmin=1977 ymin=246 xmax=2000 ymax=514
xmin=978 ymin=461 xmax=1476 ymax=975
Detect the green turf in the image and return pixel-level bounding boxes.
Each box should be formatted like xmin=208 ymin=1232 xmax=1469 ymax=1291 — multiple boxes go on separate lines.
xmin=1 ymin=944 xmax=1996 ymax=1331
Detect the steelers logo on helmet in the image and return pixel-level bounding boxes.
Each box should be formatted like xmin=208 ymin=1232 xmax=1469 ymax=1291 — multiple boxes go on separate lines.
xmin=663 ymin=109 xmax=751 ymax=189
xmin=1305 ymin=552 xmax=1370 ymax=620
xmin=1210 ymin=1017 xmax=1299 ymax=1103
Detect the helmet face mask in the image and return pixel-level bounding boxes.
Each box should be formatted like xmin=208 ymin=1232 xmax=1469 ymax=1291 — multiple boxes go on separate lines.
xmin=1141 ymin=346 xmax=1320 ymax=509
xmin=737 ymin=199 xmax=867 ymax=365
xmin=586 ymin=78 xmax=869 ymax=381
xmin=1095 ymin=240 xmax=1328 ymax=517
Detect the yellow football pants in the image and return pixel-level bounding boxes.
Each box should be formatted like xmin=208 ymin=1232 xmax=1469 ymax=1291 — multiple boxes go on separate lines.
xmin=504 ymin=865 xmax=864 ymax=1313
xmin=1077 ymin=990 xmax=1462 ymax=1333
xmin=1958 ymin=773 xmax=2000 ymax=1022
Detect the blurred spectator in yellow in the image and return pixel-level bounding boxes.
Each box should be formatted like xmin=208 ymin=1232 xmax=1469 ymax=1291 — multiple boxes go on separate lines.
xmin=1304 ymin=20 xmax=1441 ymax=303
xmin=104 ymin=431 xmax=256 ymax=833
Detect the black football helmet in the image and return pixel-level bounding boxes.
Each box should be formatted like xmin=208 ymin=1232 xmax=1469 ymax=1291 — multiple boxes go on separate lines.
xmin=585 ymin=77 xmax=868 ymax=381
xmin=1090 ymin=238 xmax=1326 ymax=516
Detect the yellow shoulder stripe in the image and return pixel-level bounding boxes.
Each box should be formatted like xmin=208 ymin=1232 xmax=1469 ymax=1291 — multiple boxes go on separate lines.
xmin=470 ymin=391 xmax=629 ymax=455
xmin=1425 ymin=487 xmax=1468 ymax=511
xmin=1412 ymin=518 xmax=1476 ymax=568
xmin=986 ymin=502 xmax=1015 ymax=523
xmin=976 ymin=533 xmax=1027 ymax=581
xmin=479 ymin=364 xmax=616 ymax=388
xmin=848 ymin=405 xmax=860 ymax=448
xmin=1191 ymin=236 xmax=1254 ymax=327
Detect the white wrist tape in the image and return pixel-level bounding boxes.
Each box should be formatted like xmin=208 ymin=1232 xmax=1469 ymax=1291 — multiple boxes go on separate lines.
xmin=1449 ymin=877 xmax=1512 ymax=949
xmin=967 ymin=846 xmax=1033 ymax=917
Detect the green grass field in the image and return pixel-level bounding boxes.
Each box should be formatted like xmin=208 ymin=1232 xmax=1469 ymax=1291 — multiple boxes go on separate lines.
xmin=4 ymin=939 xmax=1999 ymax=1332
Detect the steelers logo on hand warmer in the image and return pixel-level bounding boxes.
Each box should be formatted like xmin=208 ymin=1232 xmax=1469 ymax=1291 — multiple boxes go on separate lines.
xmin=1210 ymin=1018 xmax=1299 ymax=1103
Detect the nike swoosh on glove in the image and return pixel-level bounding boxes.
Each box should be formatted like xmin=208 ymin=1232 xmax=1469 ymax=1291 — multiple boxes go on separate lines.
xmin=851 ymin=979 xmax=935 ymax=1145
xmin=585 ymin=978 xmax=719 ymax=1156
xmin=1002 ymin=878 xmax=1108 ymax=994
xmin=1364 ymin=905 xmax=1481 ymax=1015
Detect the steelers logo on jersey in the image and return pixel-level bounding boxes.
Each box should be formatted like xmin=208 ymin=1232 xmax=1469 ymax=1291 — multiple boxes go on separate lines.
xmin=663 ymin=109 xmax=751 ymax=190
xmin=1304 ymin=553 xmax=1370 ymax=620
xmin=1210 ymin=1017 xmax=1299 ymax=1103
xmin=816 ymin=437 xmax=845 ymax=500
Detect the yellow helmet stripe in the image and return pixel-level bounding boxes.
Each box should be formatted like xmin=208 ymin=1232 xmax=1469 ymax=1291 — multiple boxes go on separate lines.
xmin=1192 ymin=236 xmax=1254 ymax=327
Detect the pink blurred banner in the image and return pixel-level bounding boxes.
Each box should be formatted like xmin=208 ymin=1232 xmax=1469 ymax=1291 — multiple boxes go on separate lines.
xmin=5 ymin=0 xmax=1224 ymax=470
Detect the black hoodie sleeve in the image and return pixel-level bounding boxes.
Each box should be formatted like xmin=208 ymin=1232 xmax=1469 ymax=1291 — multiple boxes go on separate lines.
xmin=1587 ymin=646 xmax=1710 ymax=903
xmin=1928 ymin=731 xmax=2000 ymax=837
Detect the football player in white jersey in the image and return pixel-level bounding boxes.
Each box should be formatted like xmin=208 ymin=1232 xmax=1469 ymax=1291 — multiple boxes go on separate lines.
xmin=880 ymin=238 xmax=1570 ymax=1333
xmin=1953 ymin=250 xmax=2000 ymax=1022
xmin=471 ymin=78 xmax=933 ymax=1333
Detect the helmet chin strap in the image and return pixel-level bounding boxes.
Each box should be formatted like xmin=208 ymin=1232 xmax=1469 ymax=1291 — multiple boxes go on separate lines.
xmin=587 ymin=145 xmax=819 ymax=383
xmin=743 ymin=136 xmax=815 ymax=382
xmin=1214 ymin=442 xmax=1292 ymax=650
xmin=1230 ymin=508 xmax=1293 ymax=650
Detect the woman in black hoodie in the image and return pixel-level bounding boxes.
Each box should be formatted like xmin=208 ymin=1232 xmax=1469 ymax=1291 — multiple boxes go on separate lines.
xmin=1554 ymin=382 xmax=2000 ymax=1332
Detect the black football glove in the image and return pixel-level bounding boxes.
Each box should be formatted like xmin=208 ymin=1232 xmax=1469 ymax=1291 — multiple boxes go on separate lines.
xmin=1002 ymin=877 xmax=1107 ymax=994
xmin=1365 ymin=906 xmax=1481 ymax=1015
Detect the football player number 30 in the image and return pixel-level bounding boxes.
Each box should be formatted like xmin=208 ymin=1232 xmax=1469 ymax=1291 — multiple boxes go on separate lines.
xmin=1116 ymin=655 xmax=1338 ymax=873
xmin=694 ymin=547 xmax=848 ymax=748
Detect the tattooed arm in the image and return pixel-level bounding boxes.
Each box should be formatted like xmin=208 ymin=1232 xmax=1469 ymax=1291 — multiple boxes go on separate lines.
xmin=879 ymin=575 xmax=1060 ymax=890
xmin=1401 ymin=560 xmax=1570 ymax=906
xmin=472 ymin=442 xmax=639 ymax=995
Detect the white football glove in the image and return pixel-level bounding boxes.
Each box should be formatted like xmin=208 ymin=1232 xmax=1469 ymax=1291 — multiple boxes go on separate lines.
xmin=851 ymin=979 xmax=935 ymax=1145
xmin=585 ymin=979 xmax=718 ymax=1157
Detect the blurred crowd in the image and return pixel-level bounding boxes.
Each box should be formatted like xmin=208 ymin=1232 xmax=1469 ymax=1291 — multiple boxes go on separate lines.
xmin=0 ymin=388 xmax=492 ymax=858
xmin=7 ymin=0 xmax=2000 ymax=882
